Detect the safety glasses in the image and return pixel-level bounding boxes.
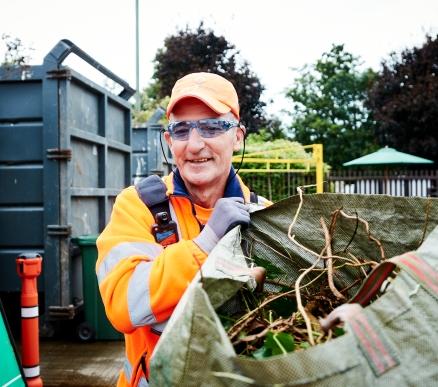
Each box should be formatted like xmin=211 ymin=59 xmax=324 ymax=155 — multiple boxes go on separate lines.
xmin=167 ymin=119 xmax=239 ymax=141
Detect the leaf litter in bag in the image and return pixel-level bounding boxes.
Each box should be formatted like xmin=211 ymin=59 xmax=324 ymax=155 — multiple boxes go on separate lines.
xmin=218 ymin=189 xmax=436 ymax=358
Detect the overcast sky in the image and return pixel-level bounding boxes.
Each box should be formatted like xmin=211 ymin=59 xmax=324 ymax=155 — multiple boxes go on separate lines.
xmin=1 ymin=0 xmax=438 ymax=120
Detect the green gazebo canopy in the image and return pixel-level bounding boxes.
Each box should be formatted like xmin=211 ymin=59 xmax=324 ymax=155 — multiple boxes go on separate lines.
xmin=343 ymin=146 xmax=434 ymax=166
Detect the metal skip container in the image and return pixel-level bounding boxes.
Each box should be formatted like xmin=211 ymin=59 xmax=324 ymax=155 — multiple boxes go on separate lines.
xmin=0 ymin=40 xmax=134 ymax=333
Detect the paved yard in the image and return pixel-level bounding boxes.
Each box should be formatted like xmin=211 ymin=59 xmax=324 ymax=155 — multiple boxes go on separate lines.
xmin=39 ymin=339 xmax=124 ymax=386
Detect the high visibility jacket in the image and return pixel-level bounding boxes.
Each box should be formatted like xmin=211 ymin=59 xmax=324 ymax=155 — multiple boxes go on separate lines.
xmin=96 ymin=169 xmax=269 ymax=386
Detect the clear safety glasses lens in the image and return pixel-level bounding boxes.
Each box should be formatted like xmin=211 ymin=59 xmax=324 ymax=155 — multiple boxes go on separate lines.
xmin=167 ymin=119 xmax=239 ymax=141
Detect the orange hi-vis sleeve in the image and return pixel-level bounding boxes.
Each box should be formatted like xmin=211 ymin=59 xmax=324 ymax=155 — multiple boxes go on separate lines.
xmin=96 ymin=186 xmax=207 ymax=333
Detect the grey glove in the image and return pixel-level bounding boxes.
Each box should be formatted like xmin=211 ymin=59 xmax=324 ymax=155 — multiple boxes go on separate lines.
xmin=193 ymin=197 xmax=250 ymax=254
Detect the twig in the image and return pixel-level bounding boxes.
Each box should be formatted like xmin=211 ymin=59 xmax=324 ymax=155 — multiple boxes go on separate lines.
xmin=232 ymin=315 xmax=294 ymax=345
xmin=228 ymin=288 xmax=296 ymax=340
xmin=338 ymin=278 xmax=363 ymax=294
xmin=329 ymin=208 xmax=359 ymax=254
xmin=289 ymin=234 xmax=322 ymax=258
xmin=346 ymin=252 xmax=374 ymax=276
xmin=343 ymin=211 xmax=359 ymax=252
xmin=290 ymin=233 xmax=358 ymax=265
xmin=316 ymin=329 xmax=326 ymax=344
xmin=311 ymin=260 xmax=377 ymax=272
xmin=298 ymin=269 xmax=327 ymax=289
xmin=228 ymin=265 xmax=332 ymax=341
xmin=268 ymin=267 xmax=330 ymax=293
xmin=326 ymin=329 xmax=333 ymax=342
xmin=287 ymin=184 xmax=317 ymax=239
xmin=295 ymin=254 xmax=322 ymax=346
xmin=328 ymin=207 xmax=342 ymax=242
xmin=320 ymin=217 xmax=345 ymax=300
xmin=338 ymin=209 xmax=385 ymax=260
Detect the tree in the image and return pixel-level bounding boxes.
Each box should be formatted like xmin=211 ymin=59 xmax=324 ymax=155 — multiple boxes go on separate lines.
xmin=367 ymin=35 xmax=438 ymax=163
xmin=132 ymin=86 xmax=169 ymax=126
xmin=148 ymin=23 xmax=267 ymax=133
xmin=1 ymin=34 xmax=33 ymax=67
xmin=285 ymin=44 xmax=377 ymax=168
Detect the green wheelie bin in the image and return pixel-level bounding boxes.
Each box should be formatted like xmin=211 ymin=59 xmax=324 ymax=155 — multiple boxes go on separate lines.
xmin=74 ymin=235 xmax=122 ymax=341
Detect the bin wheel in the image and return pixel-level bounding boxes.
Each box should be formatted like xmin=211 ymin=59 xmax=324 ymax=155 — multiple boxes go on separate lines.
xmin=77 ymin=322 xmax=95 ymax=341
xmin=40 ymin=321 xmax=56 ymax=338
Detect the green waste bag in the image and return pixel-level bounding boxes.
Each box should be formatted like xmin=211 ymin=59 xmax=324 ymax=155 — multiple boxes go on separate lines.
xmin=150 ymin=194 xmax=438 ymax=386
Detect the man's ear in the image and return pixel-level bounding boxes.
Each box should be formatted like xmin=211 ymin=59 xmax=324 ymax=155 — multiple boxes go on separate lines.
xmin=164 ymin=131 xmax=173 ymax=149
xmin=233 ymin=126 xmax=245 ymax=152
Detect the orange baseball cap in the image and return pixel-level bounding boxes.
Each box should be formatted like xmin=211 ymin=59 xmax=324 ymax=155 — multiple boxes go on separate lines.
xmin=166 ymin=72 xmax=240 ymax=119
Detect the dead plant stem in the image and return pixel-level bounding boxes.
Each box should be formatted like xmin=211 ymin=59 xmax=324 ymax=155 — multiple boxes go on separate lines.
xmin=294 ymin=254 xmax=322 ymax=346
xmin=338 ymin=209 xmax=385 ymax=260
xmin=320 ymin=217 xmax=345 ymax=300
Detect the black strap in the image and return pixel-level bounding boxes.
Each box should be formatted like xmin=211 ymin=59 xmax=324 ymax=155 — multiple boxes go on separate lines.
xmin=135 ymin=175 xmax=170 ymax=219
xmin=249 ymin=191 xmax=258 ymax=204
xmin=136 ymin=175 xmax=258 ymax=212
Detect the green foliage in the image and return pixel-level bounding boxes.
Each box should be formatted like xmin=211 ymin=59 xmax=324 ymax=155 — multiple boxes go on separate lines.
xmin=367 ymin=34 xmax=438 ymax=164
xmin=132 ymin=86 xmax=169 ymax=125
xmin=1 ymin=34 xmax=33 ymax=67
xmin=236 ymin=136 xmax=317 ymax=201
xmin=252 ymin=332 xmax=295 ymax=359
xmin=244 ymin=136 xmax=311 ymax=163
xmin=267 ymin=297 xmax=297 ymax=319
xmin=240 ymin=171 xmax=317 ymax=202
xmin=256 ymin=117 xmax=288 ymax=140
xmin=251 ymin=256 xmax=286 ymax=280
xmin=285 ymin=44 xmax=378 ymax=168
xmin=149 ymin=23 xmax=267 ymax=133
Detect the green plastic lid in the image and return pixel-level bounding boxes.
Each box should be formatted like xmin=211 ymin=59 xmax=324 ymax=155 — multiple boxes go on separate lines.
xmin=72 ymin=235 xmax=99 ymax=246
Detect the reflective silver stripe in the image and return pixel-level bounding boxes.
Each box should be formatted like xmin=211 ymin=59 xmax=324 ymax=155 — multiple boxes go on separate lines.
xmin=123 ymin=357 xmax=149 ymax=386
xmin=97 ymin=242 xmax=162 ymax=284
xmin=21 ymin=306 xmax=38 ymax=318
xmin=23 ymin=365 xmax=40 ymax=378
xmin=127 ymin=261 xmax=156 ymax=326
xmin=124 ymin=358 xmax=133 ymax=383
xmin=150 ymin=319 xmax=168 ymax=334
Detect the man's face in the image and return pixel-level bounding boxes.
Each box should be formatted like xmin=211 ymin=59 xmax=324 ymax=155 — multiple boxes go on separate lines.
xmin=164 ymin=98 xmax=244 ymax=193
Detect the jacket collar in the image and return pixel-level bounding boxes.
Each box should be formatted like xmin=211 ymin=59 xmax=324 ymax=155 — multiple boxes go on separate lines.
xmin=170 ymin=167 xmax=246 ymax=200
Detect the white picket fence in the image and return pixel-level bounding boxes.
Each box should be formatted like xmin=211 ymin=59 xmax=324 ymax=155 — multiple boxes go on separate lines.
xmin=328 ymin=170 xmax=438 ymax=197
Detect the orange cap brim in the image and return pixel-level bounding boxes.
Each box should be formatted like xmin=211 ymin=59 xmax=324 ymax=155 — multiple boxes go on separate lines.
xmin=166 ymin=93 xmax=234 ymax=119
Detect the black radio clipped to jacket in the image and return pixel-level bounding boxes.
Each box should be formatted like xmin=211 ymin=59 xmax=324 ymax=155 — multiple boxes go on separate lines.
xmin=151 ymin=211 xmax=179 ymax=247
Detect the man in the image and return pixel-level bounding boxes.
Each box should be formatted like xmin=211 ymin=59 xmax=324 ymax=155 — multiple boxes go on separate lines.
xmin=96 ymin=72 xmax=268 ymax=386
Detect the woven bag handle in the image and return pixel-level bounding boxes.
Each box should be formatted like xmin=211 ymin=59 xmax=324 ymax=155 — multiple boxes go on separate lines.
xmin=350 ymin=252 xmax=438 ymax=306
xmin=319 ymin=252 xmax=438 ymax=376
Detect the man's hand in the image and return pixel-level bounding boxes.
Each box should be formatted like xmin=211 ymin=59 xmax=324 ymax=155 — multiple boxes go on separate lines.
xmin=207 ymin=197 xmax=250 ymax=238
xmin=194 ymin=197 xmax=250 ymax=253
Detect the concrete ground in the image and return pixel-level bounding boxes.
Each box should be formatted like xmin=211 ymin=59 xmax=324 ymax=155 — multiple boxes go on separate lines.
xmin=39 ymin=339 xmax=124 ymax=387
